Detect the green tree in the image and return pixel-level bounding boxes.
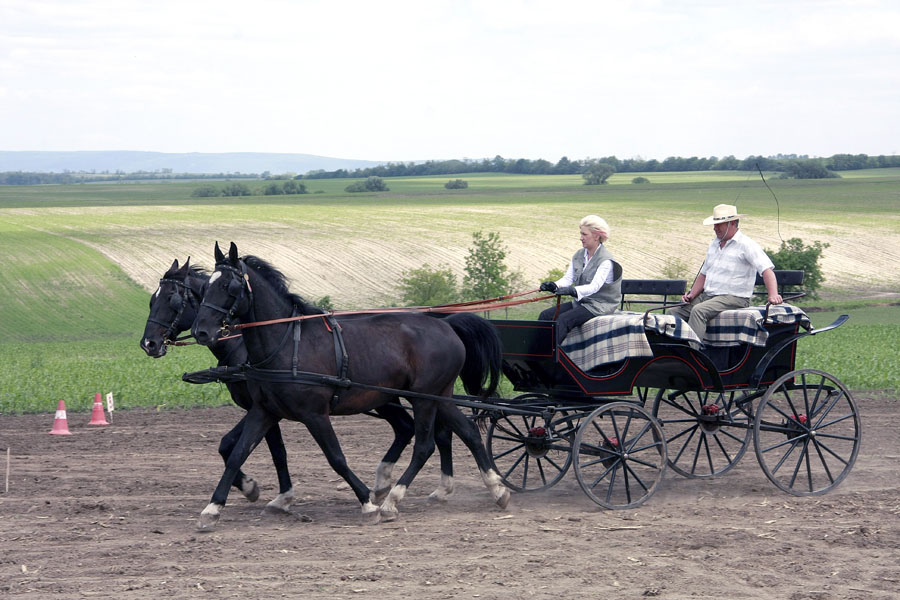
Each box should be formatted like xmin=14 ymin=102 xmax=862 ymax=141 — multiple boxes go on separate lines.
xmin=282 ymin=180 xmax=307 ymax=195
xmin=764 ymin=238 xmax=829 ymax=300
xmin=398 ymin=264 xmax=459 ymax=306
xmin=263 ymin=182 xmax=285 ymax=195
xmin=463 ymin=231 xmax=509 ymax=300
xmin=582 ymin=161 xmax=616 ymax=185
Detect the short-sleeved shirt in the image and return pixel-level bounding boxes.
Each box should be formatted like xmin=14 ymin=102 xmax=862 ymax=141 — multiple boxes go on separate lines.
xmin=700 ymin=230 xmax=774 ymax=298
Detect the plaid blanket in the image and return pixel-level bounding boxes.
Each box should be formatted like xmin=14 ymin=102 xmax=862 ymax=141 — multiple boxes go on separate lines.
xmin=560 ymin=311 xmax=701 ymax=371
xmin=704 ymin=304 xmax=811 ymax=347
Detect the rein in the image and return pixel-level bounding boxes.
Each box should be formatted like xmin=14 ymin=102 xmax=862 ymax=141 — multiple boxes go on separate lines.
xmin=226 ymin=288 xmax=555 ymax=333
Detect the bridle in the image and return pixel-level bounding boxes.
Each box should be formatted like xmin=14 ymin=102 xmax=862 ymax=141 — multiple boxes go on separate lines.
xmin=200 ymin=261 xmax=254 ymax=337
xmin=146 ymin=277 xmax=195 ymax=346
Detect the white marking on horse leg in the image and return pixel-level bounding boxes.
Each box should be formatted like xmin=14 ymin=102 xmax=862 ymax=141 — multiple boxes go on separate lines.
xmin=198 ymin=502 xmax=223 ymax=530
xmin=379 ymin=484 xmax=407 ymax=522
xmin=427 ymin=474 xmax=455 ymax=502
xmin=264 ymin=487 xmax=295 ymax=514
xmin=239 ymin=475 xmax=260 ymax=502
xmin=361 ymin=500 xmax=381 ymax=525
xmin=373 ymin=461 xmax=396 ymax=503
xmin=480 ymin=469 xmax=511 ymax=509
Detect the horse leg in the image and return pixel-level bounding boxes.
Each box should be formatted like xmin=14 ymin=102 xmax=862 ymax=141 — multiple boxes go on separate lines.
xmin=373 ymin=401 xmax=455 ymax=503
xmin=301 ymin=413 xmax=380 ymax=523
xmin=436 ymin=400 xmax=510 ymax=510
xmin=371 ymin=401 xmax=414 ymax=503
xmin=379 ymin=400 xmax=438 ymax=523
xmin=428 ymin=417 xmax=455 ymax=502
xmin=199 ymin=408 xmax=277 ymax=530
xmin=261 ymin=423 xmax=295 ymax=514
xmin=218 ymin=415 xmax=260 ymax=502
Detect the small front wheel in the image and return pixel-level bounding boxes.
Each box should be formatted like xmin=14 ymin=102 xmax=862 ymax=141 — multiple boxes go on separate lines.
xmin=573 ymin=402 xmax=667 ymax=509
xmin=754 ymin=369 xmax=861 ymax=496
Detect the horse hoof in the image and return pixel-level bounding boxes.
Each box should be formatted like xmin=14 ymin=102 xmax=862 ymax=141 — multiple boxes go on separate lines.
xmin=263 ymin=503 xmax=291 ymax=515
xmin=427 ymin=490 xmax=450 ymax=503
xmin=362 ymin=509 xmax=382 ymax=526
xmin=197 ymin=512 xmax=220 ymax=530
xmin=496 ymin=488 xmax=511 ymax=510
xmin=241 ymin=477 xmax=260 ymax=503
xmin=379 ymin=507 xmax=399 ymax=523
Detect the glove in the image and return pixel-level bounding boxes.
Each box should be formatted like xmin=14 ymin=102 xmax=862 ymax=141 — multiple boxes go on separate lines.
xmin=539 ymin=281 xmax=557 ymax=292
xmin=555 ymin=286 xmax=576 ymax=297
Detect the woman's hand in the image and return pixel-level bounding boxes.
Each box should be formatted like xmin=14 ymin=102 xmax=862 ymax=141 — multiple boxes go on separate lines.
xmin=539 ymin=281 xmax=557 ymax=292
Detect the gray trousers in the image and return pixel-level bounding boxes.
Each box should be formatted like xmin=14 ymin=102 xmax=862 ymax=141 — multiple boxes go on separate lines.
xmin=670 ymin=293 xmax=750 ymax=346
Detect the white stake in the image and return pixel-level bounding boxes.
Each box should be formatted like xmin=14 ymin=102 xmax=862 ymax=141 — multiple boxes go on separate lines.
xmin=5 ymin=448 xmax=9 ymax=494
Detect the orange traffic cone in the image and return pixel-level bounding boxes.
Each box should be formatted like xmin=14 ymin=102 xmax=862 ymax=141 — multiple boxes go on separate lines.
xmin=49 ymin=400 xmax=72 ymax=435
xmin=88 ymin=393 xmax=109 ymax=426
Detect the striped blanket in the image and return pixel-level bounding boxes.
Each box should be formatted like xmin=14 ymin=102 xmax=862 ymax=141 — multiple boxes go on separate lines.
xmin=704 ymin=304 xmax=811 ymax=347
xmin=560 ymin=304 xmax=810 ymax=371
xmin=560 ymin=311 xmax=700 ymax=372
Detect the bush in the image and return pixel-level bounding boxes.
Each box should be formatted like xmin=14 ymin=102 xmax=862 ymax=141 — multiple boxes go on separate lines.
xmin=765 ymin=238 xmax=829 ymax=299
xmin=660 ymin=257 xmax=695 ymax=282
xmin=263 ymin=182 xmax=285 ymax=195
xmin=191 ymin=185 xmax=222 ymax=197
xmin=445 ymin=179 xmax=468 ymax=189
xmin=780 ymin=160 xmax=841 ymax=179
xmin=222 ymin=183 xmax=252 ymax=197
xmin=631 ymin=176 xmax=650 ymax=184
xmin=345 ymin=176 xmax=389 ymax=193
xmin=398 ymin=264 xmax=458 ymax=306
xmin=582 ymin=161 xmax=616 ymax=185
xmin=282 ymin=180 xmax=307 ymax=195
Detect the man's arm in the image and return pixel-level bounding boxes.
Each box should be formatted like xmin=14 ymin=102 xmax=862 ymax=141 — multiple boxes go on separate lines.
xmin=682 ymin=273 xmax=706 ymax=303
xmin=761 ymin=268 xmax=783 ymax=305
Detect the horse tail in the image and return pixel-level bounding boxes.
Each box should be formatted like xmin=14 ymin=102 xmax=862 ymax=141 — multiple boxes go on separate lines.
xmin=443 ymin=313 xmax=503 ymax=399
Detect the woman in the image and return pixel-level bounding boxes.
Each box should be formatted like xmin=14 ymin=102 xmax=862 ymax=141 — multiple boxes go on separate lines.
xmin=539 ymin=215 xmax=623 ymax=346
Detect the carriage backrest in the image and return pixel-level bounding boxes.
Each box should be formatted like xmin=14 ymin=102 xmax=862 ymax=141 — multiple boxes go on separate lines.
xmin=619 ymin=279 xmax=686 ymax=311
xmin=753 ymin=270 xmax=805 ymax=296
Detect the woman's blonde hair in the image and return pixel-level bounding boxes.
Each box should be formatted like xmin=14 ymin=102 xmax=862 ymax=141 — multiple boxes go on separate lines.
xmin=580 ymin=215 xmax=610 ymax=242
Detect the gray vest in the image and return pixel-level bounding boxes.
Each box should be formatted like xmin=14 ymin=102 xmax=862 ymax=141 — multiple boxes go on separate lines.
xmin=570 ymin=245 xmax=623 ymax=316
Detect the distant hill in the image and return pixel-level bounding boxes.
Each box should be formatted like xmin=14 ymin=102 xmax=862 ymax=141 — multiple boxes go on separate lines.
xmin=0 ymin=151 xmax=384 ymax=175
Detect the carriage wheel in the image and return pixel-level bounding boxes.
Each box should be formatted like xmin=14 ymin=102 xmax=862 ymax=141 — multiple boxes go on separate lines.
xmin=486 ymin=397 xmax=579 ymax=492
xmin=652 ymin=388 xmax=757 ymax=478
xmin=572 ymin=402 xmax=667 ymax=509
xmin=754 ymin=369 xmax=861 ymax=496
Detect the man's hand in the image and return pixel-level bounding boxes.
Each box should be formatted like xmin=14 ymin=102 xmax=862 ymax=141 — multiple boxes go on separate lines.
xmin=768 ymin=293 xmax=783 ymax=305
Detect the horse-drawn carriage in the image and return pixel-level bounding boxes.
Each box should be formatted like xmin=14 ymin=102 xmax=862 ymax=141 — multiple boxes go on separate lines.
xmin=143 ymin=244 xmax=860 ymax=527
xmin=481 ymin=272 xmax=860 ymax=508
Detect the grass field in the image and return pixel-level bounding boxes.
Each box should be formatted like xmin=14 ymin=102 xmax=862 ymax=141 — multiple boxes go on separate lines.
xmin=1 ymin=170 xmax=898 ymax=413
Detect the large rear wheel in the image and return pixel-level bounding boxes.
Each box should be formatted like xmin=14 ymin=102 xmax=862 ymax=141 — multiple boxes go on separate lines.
xmin=754 ymin=369 xmax=861 ymax=496
xmin=573 ymin=402 xmax=667 ymax=509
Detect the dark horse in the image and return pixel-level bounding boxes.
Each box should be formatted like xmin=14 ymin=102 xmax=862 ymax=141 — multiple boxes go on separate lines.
xmin=191 ymin=242 xmax=510 ymax=527
xmin=140 ymin=258 xmax=461 ymax=513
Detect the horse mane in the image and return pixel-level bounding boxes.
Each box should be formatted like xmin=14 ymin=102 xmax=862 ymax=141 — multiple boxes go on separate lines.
xmin=242 ymin=255 xmax=325 ymax=315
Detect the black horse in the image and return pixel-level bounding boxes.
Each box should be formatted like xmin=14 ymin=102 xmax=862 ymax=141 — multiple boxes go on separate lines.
xmin=191 ymin=242 xmax=510 ymax=527
xmin=140 ymin=258 xmax=460 ymax=513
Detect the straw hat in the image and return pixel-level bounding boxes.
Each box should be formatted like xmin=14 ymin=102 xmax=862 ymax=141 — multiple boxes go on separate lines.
xmin=702 ymin=204 xmax=746 ymax=226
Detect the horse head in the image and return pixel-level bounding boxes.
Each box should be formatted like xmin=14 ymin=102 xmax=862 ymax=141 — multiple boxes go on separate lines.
xmin=192 ymin=242 xmax=253 ymax=346
xmin=141 ymin=257 xmax=206 ymax=357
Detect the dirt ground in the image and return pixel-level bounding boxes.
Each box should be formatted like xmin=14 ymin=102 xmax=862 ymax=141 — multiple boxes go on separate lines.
xmin=1 ymin=395 xmax=897 ymax=600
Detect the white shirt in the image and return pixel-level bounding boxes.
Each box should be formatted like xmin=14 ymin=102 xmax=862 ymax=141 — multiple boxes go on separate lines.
xmin=556 ymin=249 xmax=613 ymax=301
xmin=700 ymin=230 xmax=774 ymax=298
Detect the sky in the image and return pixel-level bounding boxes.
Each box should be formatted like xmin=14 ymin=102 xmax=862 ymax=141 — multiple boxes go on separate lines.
xmin=2 ymin=0 xmax=899 ymax=163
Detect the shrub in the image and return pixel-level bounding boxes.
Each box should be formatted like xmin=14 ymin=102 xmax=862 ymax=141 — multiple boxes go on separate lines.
xmin=345 ymin=176 xmax=389 ymax=193
xmin=660 ymin=257 xmax=695 ymax=282
xmin=765 ymin=238 xmax=829 ymax=299
xmin=445 ymin=179 xmax=468 ymax=189
xmin=222 ymin=183 xmax=252 ymax=197
xmin=398 ymin=264 xmax=458 ymax=306
xmin=191 ymin=185 xmax=222 ymax=197
xmin=263 ymin=182 xmax=285 ymax=195
xmin=582 ymin=161 xmax=616 ymax=185
xmin=631 ymin=176 xmax=650 ymax=184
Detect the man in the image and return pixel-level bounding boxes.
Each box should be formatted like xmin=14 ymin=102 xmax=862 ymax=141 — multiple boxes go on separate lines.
xmin=672 ymin=204 xmax=783 ymax=348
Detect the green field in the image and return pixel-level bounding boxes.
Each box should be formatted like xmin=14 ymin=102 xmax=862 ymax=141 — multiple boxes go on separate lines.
xmin=1 ymin=170 xmax=898 ymax=414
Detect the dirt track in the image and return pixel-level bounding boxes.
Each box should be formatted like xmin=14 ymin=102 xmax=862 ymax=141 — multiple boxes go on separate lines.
xmin=1 ymin=396 xmax=897 ymax=599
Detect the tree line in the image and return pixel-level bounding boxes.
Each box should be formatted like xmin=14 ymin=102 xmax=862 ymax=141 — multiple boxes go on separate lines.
xmin=3 ymin=152 xmax=899 ymax=185
xmin=301 ymin=153 xmax=900 ymax=180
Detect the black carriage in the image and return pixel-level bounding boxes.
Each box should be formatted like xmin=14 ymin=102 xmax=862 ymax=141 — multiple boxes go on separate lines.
xmin=479 ymin=271 xmax=861 ymax=509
